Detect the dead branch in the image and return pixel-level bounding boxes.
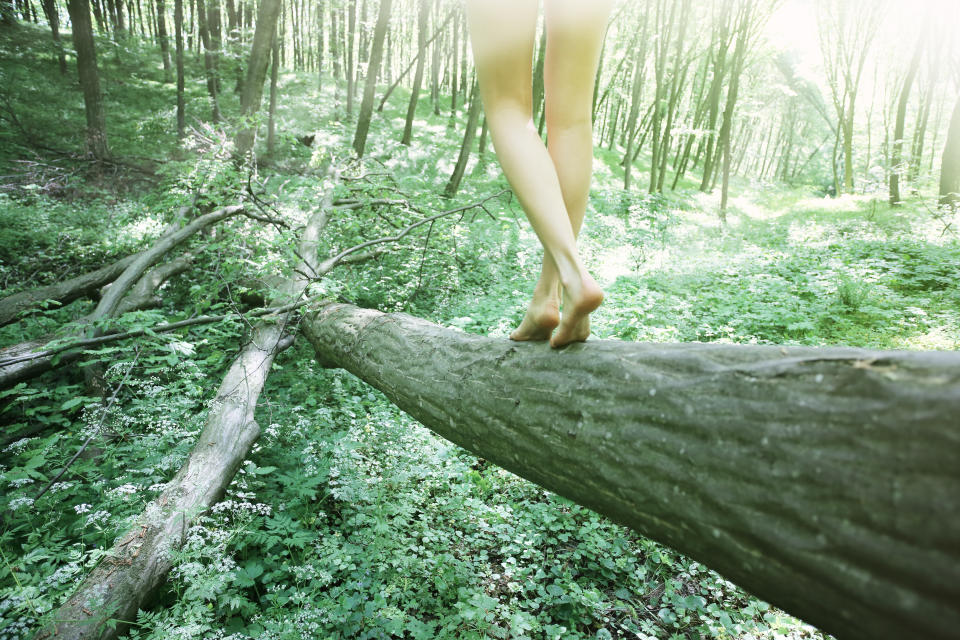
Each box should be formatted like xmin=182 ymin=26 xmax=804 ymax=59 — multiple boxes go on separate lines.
xmin=317 ymin=189 xmax=509 ymax=273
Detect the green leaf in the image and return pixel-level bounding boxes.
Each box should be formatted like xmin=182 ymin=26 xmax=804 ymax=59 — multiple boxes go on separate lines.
xmin=252 ymin=465 xmax=277 ymax=475
xmin=60 ymin=397 xmax=85 ymax=411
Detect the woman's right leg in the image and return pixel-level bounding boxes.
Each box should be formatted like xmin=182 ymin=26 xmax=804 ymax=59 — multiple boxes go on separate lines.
xmin=540 ymin=0 xmax=613 ymax=345
xmin=466 ymin=0 xmax=602 ymax=346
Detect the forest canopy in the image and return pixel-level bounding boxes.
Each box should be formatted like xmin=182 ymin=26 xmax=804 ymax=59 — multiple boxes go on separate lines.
xmin=0 ymin=0 xmax=959 ymax=639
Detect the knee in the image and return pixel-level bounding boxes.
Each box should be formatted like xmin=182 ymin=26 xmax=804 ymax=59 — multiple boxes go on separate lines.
xmin=486 ymin=102 xmax=536 ymax=134
xmin=545 ymin=106 xmax=592 ymax=138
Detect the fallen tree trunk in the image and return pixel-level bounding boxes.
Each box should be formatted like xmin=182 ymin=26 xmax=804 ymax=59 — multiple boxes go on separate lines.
xmin=0 ymin=256 xmax=194 ymax=392
xmin=37 ymin=182 xmax=336 ymax=640
xmin=109 ymin=252 xmax=193 ymax=315
xmin=303 ymin=304 xmax=960 ymax=640
xmin=1 ymin=207 xmax=242 ymax=391
xmin=0 ymin=253 xmax=138 ymax=328
xmin=0 ymin=198 xmax=202 ymax=328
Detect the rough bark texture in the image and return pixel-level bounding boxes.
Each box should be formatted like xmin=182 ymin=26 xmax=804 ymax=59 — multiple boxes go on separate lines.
xmin=36 ymin=179 xmax=337 ymax=640
xmin=304 ymin=304 xmax=960 ymax=640
xmin=35 ymin=327 xmax=279 ymax=640
xmin=0 ymin=254 xmax=138 ymax=328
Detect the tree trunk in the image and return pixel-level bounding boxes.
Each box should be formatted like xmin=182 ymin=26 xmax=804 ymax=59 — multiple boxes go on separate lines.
xmin=351 ymin=0 xmax=390 ymax=157
xmin=174 ymin=0 xmax=185 ymax=136
xmin=39 ymin=0 xmax=68 ymax=73
xmin=235 ymin=0 xmax=282 ymax=160
xmin=156 ymin=0 xmax=172 ymax=81
xmin=195 ymin=0 xmax=220 ymax=121
xmin=429 ymin=0 xmax=440 ymax=115
xmin=448 ymin=5 xmax=458 ymax=116
xmin=67 ymin=0 xmax=110 ymax=160
xmin=266 ymin=18 xmax=280 ymax=156
xmin=719 ymin=1 xmax=750 ymax=215
xmin=939 ymin=93 xmax=960 ymax=208
xmin=1 ymin=0 xmax=16 ymax=25
xmin=315 ymin=0 xmax=324 ymax=89
xmin=345 ymin=0 xmax=356 ymax=118
xmin=889 ymin=35 xmax=924 ymax=204
xmin=106 ymin=253 xmax=192 ymax=314
xmin=532 ymin=26 xmax=546 ymax=137
xmin=303 ymin=302 xmax=960 ymax=640
xmin=378 ymin=6 xmax=451 ymax=113
xmin=656 ymin=0 xmax=691 ymax=193
xmin=401 ymin=0 xmax=428 ymax=146
xmin=443 ymin=78 xmax=480 ymax=198
xmin=0 ymin=253 xmax=139 ymax=328
xmin=699 ymin=6 xmax=731 ymax=193
xmin=37 ymin=181 xmax=338 ymax=640
xmin=622 ymin=14 xmax=648 ymax=191
xmin=0 ymin=254 xmax=192 ymax=399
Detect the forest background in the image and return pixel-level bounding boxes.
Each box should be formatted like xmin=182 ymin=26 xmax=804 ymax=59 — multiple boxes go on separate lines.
xmin=0 ymin=0 xmax=958 ymax=638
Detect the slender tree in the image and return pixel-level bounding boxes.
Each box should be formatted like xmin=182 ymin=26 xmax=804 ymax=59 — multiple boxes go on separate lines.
xmin=345 ymin=0 xmax=356 ymax=117
xmin=430 ymin=0 xmax=441 ymax=115
xmin=889 ymin=25 xmax=926 ymax=205
xmin=352 ymin=0 xmax=391 ymax=156
xmin=236 ymin=0 xmax=283 ymax=160
xmin=819 ymin=0 xmax=884 ymax=194
xmin=699 ymin=1 xmax=734 ymax=192
xmin=1 ymin=0 xmax=16 ymax=25
xmin=266 ymin=19 xmax=280 ymax=156
xmin=622 ymin=10 xmax=649 ymax=191
xmin=401 ymin=0 xmax=429 ymax=146
xmin=940 ymin=93 xmax=960 ymax=209
xmin=444 ymin=78 xmax=481 ymax=198
xmin=39 ymin=0 xmax=68 ymax=74
xmin=156 ymin=0 xmax=173 ymax=81
xmin=175 ymin=0 xmax=185 ymax=137
xmin=196 ymin=0 xmax=221 ymax=121
xmin=67 ymin=0 xmax=111 ymax=159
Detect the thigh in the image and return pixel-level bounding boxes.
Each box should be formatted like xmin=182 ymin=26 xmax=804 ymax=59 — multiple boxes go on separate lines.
xmin=466 ymin=0 xmax=539 ymax=114
xmin=543 ymin=0 xmax=614 ymax=127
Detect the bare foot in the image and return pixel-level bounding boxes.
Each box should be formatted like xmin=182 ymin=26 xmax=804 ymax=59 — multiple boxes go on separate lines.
xmin=509 ymin=297 xmax=560 ymax=341
xmin=550 ymin=274 xmax=603 ymax=348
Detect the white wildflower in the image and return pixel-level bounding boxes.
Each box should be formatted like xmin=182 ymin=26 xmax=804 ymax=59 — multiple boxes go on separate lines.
xmin=8 ymin=496 xmax=34 ymax=511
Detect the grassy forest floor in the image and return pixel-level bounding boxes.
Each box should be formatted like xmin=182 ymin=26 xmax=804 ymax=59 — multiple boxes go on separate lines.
xmin=1 ymin=24 xmax=959 ymax=640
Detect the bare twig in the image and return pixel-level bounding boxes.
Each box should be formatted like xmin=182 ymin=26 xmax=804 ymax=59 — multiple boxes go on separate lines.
xmin=319 ymin=190 xmax=509 ymax=272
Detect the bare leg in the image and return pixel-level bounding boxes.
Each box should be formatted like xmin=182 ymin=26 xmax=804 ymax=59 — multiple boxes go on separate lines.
xmin=540 ymin=0 xmax=614 ymax=346
xmin=466 ymin=0 xmax=603 ymax=346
